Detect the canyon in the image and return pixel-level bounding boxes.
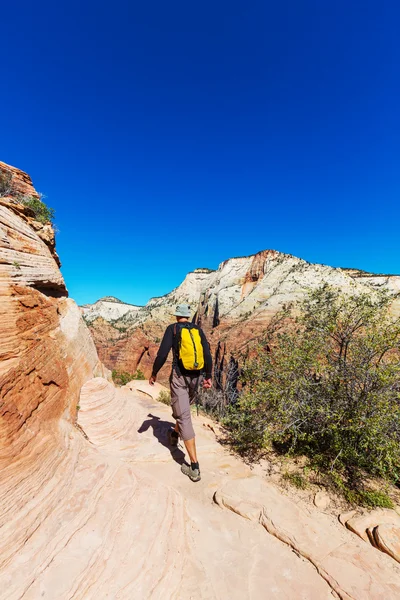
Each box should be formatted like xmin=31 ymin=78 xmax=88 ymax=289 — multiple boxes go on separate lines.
xmin=83 ymin=250 xmax=400 ymax=385
xmin=1 ymin=160 xmax=400 ymax=599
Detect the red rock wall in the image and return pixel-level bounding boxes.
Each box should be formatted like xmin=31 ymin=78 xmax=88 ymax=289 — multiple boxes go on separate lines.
xmin=0 ymin=160 xmax=40 ymax=200
xmin=0 ymin=162 xmax=104 ymax=460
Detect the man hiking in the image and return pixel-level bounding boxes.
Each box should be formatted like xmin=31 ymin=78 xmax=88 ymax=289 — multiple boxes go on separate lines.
xmin=149 ymin=304 xmax=212 ymax=482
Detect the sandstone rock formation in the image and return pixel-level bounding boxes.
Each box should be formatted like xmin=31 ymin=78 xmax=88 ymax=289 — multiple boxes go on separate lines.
xmin=0 ymin=160 xmax=41 ymax=200
xmin=3 ymin=367 xmax=400 ymax=598
xmin=374 ymin=524 xmax=400 ymax=564
xmin=0 ymin=163 xmax=106 ymax=443
xmin=341 ymin=509 xmax=400 ymax=564
xmin=1 ymin=161 xmax=400 ymax=598
xmin=85 ymin=249 xmax=400 ymax=384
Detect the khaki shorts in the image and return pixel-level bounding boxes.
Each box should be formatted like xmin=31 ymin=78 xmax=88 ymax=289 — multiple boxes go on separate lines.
xmin=170 ymin=370 xmax=202 ymax=441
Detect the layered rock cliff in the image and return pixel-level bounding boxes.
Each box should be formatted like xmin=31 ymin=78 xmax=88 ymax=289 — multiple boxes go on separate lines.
xmin=0 ymin=161 xmax=105 ymax=437
xmin=85 ymin=250 xmax=400 ymax=383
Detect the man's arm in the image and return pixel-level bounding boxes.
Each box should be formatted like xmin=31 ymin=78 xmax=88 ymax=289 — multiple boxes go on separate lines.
xmin=200 ymin=329 xmax=213 ymax=380
xmin=150 ymin=325 xmax=173 ymax=382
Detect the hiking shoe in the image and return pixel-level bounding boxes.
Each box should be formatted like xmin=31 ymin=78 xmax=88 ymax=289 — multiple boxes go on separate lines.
xmin=181 ymin=463 xmax=201 ymax=482
xmin=168 ymin=429 xmax=179 ymax=446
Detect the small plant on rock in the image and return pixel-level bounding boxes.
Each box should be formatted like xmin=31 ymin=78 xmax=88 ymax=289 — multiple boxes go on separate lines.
xmin=0 ymin=169 xmax=14 ymax=197
xmin=283 ymin=472 xmax=308 ymax=490
xmin=112 ymin=369 xmax=146 ymax=386
xmin=157 ymin=390 xmax=171 ymax=406
xmin=19 ymin=194 xmax=55 ymax=224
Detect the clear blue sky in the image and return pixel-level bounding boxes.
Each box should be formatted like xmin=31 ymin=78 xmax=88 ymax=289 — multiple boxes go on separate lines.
xmin=1 ymin=1 xmax=399 ymax=305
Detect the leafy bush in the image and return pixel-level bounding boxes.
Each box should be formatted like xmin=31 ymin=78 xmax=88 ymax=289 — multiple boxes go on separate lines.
xmin=0 ymin=167 xmax=55 ymax=225
xmin=224 ymin=286 xmax=400 ymax=488
xmin=330 ymin=471 xmax=394 ymax=508
xmin=112 ymin=369 xmax=145 ymax=385
xmin=283 ymin=472 xmax=308 ymax=489
xmin=157 ymin=390 xmax=171 ymax=405
xmin=20 ymin=195 xmax=55 ymax=224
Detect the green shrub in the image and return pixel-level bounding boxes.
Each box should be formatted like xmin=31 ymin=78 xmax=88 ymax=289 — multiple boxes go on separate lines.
xmin=112 ymin=369 xmax=146 ymax=386
xmin=330 ymin=471 xmax=394 ymax=508
xmin=157 ymin=390 xmax=171 ymax=405
xmin=356 ymin=490 xmax=394 ymax=509
xmin=283 ymin=472 xmax=308 ymax=489
xmin=224 ymin=286 xmax=400 ymax=488
xmin=20 ymin=195 xmax=55 ymax=224
xmin=0 ymin=168 xmax=54 ymax=226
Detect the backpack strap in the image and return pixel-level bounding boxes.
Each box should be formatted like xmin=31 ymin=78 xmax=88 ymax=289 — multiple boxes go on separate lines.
xmin=172 ymin=322 xmax=186 ymax=368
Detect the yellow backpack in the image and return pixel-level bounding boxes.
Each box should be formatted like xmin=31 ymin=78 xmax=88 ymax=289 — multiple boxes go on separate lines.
xmin=175 ymin=324 xmax=205 ymax=371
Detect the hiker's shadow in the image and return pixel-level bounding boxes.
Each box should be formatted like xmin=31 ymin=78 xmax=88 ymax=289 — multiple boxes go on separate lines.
xmin=138 ymin=414 xmax=186 ymax=466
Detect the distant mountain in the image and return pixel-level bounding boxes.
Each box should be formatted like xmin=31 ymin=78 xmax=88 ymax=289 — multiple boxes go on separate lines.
xmin=85 ymin=249 xmax=400 ymax=383
xmin=80 ymin=297 xmax=142 ymax=323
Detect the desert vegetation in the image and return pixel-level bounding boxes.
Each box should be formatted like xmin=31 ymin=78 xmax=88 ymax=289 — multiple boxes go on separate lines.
xmin=20 ymin=195 xmax=55 ymax=224
xmin=206 ymin=285 xmax=400 ymax=506
xmin=0 ymin=166 xmax=55 ymax=224
xmin=111 ymin=369 xmax=145 ymax=386
xmin=157 ymin=389 xmax=171 ymax=405
xmin=0 ymin=169 xmax=14 ymax=197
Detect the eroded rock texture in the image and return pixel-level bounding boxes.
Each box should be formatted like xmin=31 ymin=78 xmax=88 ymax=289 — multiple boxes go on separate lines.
xmin=0 ymin=163 xmax=108 ymax=595
xmin=342 ymin=509 xmax=400 ymax=564
xmin=0 ymin=163 xmax=104 ymax=450
xmin=0 ymin=160 xmax=41 ymax=200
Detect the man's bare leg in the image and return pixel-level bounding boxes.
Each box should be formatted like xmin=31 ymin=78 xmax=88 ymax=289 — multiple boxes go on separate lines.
xmin=174 ymin=423 xmax=198 ymax=463
xmin=184 ymin=437 xmax=198 ymax=464
xmin=174 ymin=422 xmax=198 ymax=463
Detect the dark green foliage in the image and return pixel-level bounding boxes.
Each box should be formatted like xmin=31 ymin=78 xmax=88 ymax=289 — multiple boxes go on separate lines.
xmin=355 ymin=490 xmax=394 ymax=508
xmin=0 ymin=167 xmax=55 ymax=224
xmin=20 ymin=196 xmax=55 ymax=224
xmin=283 ymin=472 xmax=308 ymax=489
xmin=223 ymin=286 xmax=400 ymax=491
xmin=112 ymin=369 xmax=145 ymax=385
xmin=330 ymin=472 xmax=394 ymax=508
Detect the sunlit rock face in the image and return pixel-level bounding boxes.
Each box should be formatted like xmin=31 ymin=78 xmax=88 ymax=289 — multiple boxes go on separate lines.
xmin=0 ymin=160 xmax=41 ymax=200
xmin=80 ymin=296 xmax=142 ymax=323
xmin=85 ymin=249 xmax=400 ymax=383
xmin=0 ymin=161 xmax=106 ymax=454
xmin=0 ymin=162 xmax=109 ymax=597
